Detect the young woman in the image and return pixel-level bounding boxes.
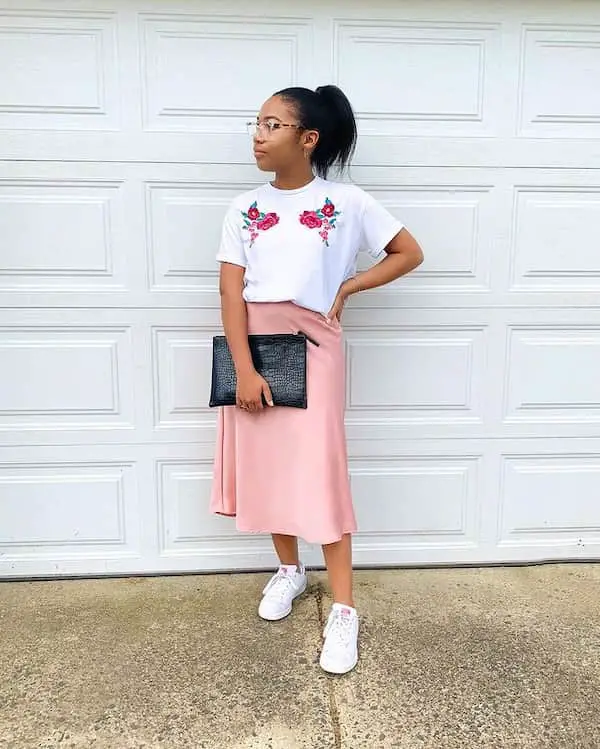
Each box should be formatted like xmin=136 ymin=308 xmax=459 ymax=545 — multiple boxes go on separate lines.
xmin=210 ymin=85 xmax=423 ymax=675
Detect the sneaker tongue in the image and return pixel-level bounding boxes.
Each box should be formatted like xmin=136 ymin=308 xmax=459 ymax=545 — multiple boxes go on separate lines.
xmin=280 ymin=565 xmax=297 ymax=576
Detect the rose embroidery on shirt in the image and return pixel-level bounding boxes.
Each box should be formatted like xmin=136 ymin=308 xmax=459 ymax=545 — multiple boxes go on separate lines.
xmin=299 ymin=198 xmax=341 ymax=246
xmin=242 ymin=202 xmax=280 ymax=247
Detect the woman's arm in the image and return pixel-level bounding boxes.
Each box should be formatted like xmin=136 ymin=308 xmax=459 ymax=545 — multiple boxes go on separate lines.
xmin=219 ymin=263 xmax=273 ymax=410
xmin=219 ymin=263 xmax=254 ymax=375
xmin=327 ymin=228 xmax=424 ymax=321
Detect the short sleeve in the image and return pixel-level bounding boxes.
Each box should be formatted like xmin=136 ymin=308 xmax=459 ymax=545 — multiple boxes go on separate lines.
xmin=359 ymin=190 xmax=405 ymax=260
xmin=215 ymin=203 xmax=247 ymax=268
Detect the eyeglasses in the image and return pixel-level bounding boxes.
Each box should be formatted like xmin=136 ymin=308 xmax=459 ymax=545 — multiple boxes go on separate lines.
xmin=246 ymin=120 xmax=302 ymax=138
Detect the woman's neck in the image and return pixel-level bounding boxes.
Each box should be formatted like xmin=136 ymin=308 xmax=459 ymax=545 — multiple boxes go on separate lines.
xmin=271 ymin=166 xmax=316 ymax=191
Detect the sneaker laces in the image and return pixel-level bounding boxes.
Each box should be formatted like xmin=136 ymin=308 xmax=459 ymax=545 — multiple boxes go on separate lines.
xmin=262 ymin=569 xmax=298 ymax=602
xmin=324 ymin=610 xmax=356 ymax=648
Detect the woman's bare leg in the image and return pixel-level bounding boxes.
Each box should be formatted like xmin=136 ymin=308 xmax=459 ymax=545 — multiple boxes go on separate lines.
xmin=272 ymin=534 xmax=301 ymax=567
xmin=322 ymin=533 xmax=354 ymax=607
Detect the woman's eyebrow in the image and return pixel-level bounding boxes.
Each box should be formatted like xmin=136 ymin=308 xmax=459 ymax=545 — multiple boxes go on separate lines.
xmin=257 ymin=114 xmax=282 ymax=121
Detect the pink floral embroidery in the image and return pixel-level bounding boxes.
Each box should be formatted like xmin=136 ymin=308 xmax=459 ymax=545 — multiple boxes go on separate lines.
xmin=299 ymin=198 xmax=341 ymax=246
xmin=242 ymin=202 xmax=279 ymax=246
xmin=299 ymin=211 xmax=323 ymax=229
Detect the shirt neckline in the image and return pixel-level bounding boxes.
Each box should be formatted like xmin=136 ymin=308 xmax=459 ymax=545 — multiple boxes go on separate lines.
xmin=265 ymin=176 xmax=323 ymax=196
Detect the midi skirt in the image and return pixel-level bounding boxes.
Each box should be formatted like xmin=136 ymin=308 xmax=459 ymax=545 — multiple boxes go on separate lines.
xmin=210 ymin=301 xmax=357 ymax=545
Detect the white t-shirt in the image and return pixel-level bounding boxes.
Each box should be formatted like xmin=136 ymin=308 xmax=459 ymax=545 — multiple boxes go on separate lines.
xmin=216 ymin=176 xmax=404 ymax=316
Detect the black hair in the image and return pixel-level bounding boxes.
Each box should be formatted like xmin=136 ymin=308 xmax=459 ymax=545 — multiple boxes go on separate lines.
xmin=274 ymin=84 xmax=357 ymax=179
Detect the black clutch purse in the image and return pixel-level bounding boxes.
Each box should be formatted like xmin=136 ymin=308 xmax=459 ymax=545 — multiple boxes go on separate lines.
xmin=209 ymin=333 xmax=310 ymax=409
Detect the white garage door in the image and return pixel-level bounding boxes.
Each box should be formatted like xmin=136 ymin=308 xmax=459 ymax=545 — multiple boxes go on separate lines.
xmin=2 ymin=0 xmax=600 ymax=578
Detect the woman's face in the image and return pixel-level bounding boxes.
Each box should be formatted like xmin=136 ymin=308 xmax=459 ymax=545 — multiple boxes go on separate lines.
xmin=251 ymin=95 xmax=316 ymax=173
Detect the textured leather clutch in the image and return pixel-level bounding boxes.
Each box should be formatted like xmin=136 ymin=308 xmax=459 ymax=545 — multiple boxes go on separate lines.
xmin=209 ymin=333 xmax=309 ymax=409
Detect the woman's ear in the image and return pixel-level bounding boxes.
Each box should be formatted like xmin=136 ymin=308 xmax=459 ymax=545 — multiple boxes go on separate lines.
xmin=303 ymin=129 xmax=319 ymax=150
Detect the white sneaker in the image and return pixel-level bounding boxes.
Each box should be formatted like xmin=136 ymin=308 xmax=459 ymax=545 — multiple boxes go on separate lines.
xmin=320 ymin=603 xmax=359 ymax=675
xmin=258 ymin=564 xmax=307 ymax=621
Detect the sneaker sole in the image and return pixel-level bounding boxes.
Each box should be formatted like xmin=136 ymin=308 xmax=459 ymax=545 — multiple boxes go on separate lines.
xmin=258 ymin=577 xmax=308 ymax=621
xmin=319 ymin=651 xmax=358 ymax=675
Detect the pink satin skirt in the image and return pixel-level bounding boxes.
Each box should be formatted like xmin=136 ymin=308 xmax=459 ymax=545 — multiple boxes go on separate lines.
xmin=210 ymin=301 xmax=357 ymax=545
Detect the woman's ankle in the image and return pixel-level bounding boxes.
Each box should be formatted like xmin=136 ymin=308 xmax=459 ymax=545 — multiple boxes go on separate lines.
xmin=332 ymin=598 xmax=355 ymax=609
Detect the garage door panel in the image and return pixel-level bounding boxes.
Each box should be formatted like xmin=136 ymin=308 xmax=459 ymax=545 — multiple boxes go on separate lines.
xmin=0 ymin=324 xmax=136 ymax=432
xmin=0 ymin=178 xmax=133 ymax=293
xmin=499 ymin=454 xmax=600 ymax=546
xmin=356 ymin=183 xmax=495 ymax=295
xmin=509 ymin=186 xmax=600 ymax=293
xmin=350 ymin=455 xmax=480 ymax=544
xmin=145 ymin=182 xmax=238 ymax=293
xmin=335 ymin=19 xmax=504 ymax=137
xmin=0 ymin=460 xmax=140 ymax=558
xmin=152 ymin=326 xmax=216 ymax=431
xmin=157 ymin=459 xmax=237 ymax=556
xmin=504 ymin=325 xmax=600 ymax=426
xmin=0 ymin=8 xmax=120 ymax=131
xmin=519 ymin=24 xmax=600 ymax=139
xmin=345 ymin=326 xmax=486 ymax=421
xmin=139 ymin=13 xmax=315 ymax=132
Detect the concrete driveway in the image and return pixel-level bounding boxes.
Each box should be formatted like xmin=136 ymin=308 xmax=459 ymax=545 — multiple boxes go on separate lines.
xmin=1 ymin=564 xmax=599 ymax=748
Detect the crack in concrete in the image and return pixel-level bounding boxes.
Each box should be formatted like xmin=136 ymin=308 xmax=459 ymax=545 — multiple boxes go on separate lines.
xmin=313 ymin=582 xmax=343 ymax=749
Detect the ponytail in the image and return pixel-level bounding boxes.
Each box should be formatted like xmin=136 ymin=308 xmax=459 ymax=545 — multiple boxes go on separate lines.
xmin=274 ymin=84 xmax=358 ymax=178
